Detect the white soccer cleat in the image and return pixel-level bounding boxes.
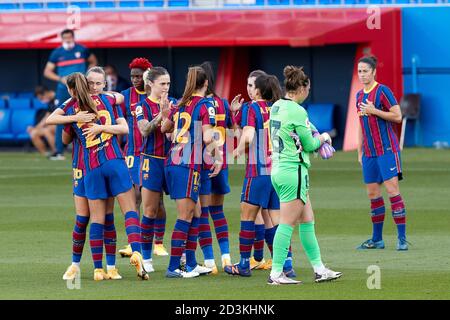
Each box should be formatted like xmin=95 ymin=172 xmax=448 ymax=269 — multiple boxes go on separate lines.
xmin=189 ymin=264 xmax=212 ymax=275
xmin=166 ymin=268 xmax=200 ymax=278
xmin=314 ymin=268 xmax=342 ymax=283
xmin=267 ymin=273 xmax=302 ymax=285
xmin=144 ymin=261 xmax=155 ymax=273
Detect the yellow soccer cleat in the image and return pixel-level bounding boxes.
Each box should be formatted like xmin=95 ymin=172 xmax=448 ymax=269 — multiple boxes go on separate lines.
xmin=94 ymin=268 xmax=110 ymax=281
xmin=221 ymin=258 xmax=232 ymax=271
xmin=130 ymin=252 xmax=149 ymax=280
xmin=62 ymin=264 xmax=80 ymax=281
xmin=210 ymin=265 xmax=219 ymax=275
xmin=119 ymin=244 xmax=132 ymax=258
xmin=262 ymin=259 xmax=272 ymax=270
xmin=250 ymin=257 xmax=267 ymax=270
xmin=153 ymin=244 xmax=169 ymax=256
xmin=107 ymin=268 xmax=122 ymax=280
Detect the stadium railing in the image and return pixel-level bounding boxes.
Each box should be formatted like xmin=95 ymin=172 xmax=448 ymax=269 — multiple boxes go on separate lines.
xmin=0 ymin=0 xmax=448 ymax=11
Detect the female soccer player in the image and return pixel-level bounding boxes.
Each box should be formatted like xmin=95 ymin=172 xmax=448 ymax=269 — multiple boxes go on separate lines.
xmin=224 ymin=73 xmax=284 ymax=277
xmin=161 ymin=66 xmax=223 ymax=278
xmin=231 ymin=70 xmax=276 ymax=272
xmin=194 ymin=62 xmax=234 ymax=273
xmin=269 ymin=65 xmax=342 ymax=284
xmin=58 ymin=69 xmax=121 ymax=281
xmin=356 ymin=56 xmax=408 ymax=251
xmin=118 ymin=58 xmax=171 ymax=258
xmin=135 ymin=66 xmax=174 ymax=273
xmin=47 ymin=71 xmax=148 ymax=281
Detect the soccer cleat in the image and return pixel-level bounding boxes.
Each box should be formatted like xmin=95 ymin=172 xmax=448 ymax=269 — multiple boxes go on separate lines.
xmin=283 ymin=267 xmax=297 ymax=278
xmin=62 ymin=264 xmax=80 ymax=281
xmin=49 ymin=153 xmax=65 ymax=161
xmin=224 ymin=263 xmax=251 ymax=277
xmin=166 ymin=268 xmax=200 ymax=278
xmin=187 ymin=264 xmax=212 ymax=276
xmin=262 ymin=258 xmax=272 ymax=270
xmin=249 ymin=257 xmax=266 ymax=270
xmin=314 ymin=268 xmax=342 ymax=283
xmin=144 ymin=261 xmax=155 ymax=273
xmin=153 ymin=244 xmax=169 ymax=256
xmin=357 ymin=239 xmax=385 ymax=250
xmin=397 ymin=238 xmax=410 ymax=251
xmin=94 ymin=268 xmax=110 ymax=281
xmin=221 ymin=257 xmax=232 ymax=270
xmin=119 ymin=244 xmax=133 ymax=257
xmin=130 ymin=252 xmax=149 ymax=280
xmin=210 ymin=265 xmax=219 ymax=275
xmin=107 ymin=268 xmax=122 ymax=280
xmin=267 ymin=273 xmax=302 ymax=285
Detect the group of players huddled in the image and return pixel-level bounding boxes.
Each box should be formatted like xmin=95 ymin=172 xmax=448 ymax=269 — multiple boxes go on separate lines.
xmin=46 ymin=54 xmax=407 ymax=285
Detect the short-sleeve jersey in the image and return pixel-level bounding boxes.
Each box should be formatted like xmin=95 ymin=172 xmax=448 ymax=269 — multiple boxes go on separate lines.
xmin=166 ymin=95 xmax=216 ymax=172
xmin=120 ymin=87 xmax=147 ymax=156
xmin=356 ymin=82 xmax=400 ymax=157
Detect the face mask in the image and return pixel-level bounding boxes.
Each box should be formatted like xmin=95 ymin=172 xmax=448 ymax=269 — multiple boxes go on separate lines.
xmin=62 ymin=41 xmax=75 ymax=50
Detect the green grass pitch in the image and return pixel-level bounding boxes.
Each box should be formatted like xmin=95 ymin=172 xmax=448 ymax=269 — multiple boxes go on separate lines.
xmin=0 ymin=148 xmax=449 ymax=300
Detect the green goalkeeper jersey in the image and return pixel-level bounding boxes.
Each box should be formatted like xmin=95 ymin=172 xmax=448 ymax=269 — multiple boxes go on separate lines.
xmin=270 ymin=98 xmax=321 ymax=169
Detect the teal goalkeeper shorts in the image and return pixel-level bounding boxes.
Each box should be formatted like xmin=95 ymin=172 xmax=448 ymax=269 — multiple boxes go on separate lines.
xmin=271 ymin=164 xmax=309 ymax=204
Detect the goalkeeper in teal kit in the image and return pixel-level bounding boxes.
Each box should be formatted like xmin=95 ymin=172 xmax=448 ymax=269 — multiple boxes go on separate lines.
xmin=268 ymin=65 xmax=342 ymax=285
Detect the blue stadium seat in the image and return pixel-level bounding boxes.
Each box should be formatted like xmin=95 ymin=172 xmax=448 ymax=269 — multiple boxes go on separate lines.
xmin=119 ymin=1 xmax=141 ymax=7
xmin=144 ymin=0 xmax=164 ymax=6
xmin=0 ymin=99 xmax=6 ymax=109
xmin=94 ymin=1 xmax=116 ymax=8
xmin=294 ymin=0 xmax=318 ymax=5
xmin=70 ymin=1 xmax=92 ymax=8
xmin=268 ymin=0 xmax=291 ymax=5
xmin=0 ymin=109 xmax=14 ymax=141
xmin=307 ymin=104 xmax=336 ymax=134
xmin=23 ymin=2 xmax=43 ymax=9
xmin=319 ymin=0 xmax=342 ymax=4
xmin=0 ymin=3 xmax=18 ymax=10
xmin=11 ymin=109 xmax=36 ymax=141
xmin=394 ymin=0 xmax=410 ymax=3
xmin=168 ymin=0 xmax=189 ymax=7
xmin=47 ymin=2 xmax=68 ymax=8
xmin=16 ymin=92 xmax=34 ymax=99
xmin=33 ymin=99 xmax=48 ymax=110
xmin=9 ymin=98 xmax=31 ymax=109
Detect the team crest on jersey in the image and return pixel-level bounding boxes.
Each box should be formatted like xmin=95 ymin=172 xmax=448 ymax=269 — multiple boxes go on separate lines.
xmin=75 ymin=52 xmax=81 ymax=58
xmin=135 ymin=106 xmax=143 ymax=117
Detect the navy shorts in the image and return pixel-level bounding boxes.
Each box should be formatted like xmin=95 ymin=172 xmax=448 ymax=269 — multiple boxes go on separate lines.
xmin=210 ymin=168 xmax=231 ymax=195
xmin=362 ymin=152 xmax=403 ymax=184
xmin=72 ymin=168 xmax=85 ymax=198
xmin=241 ymin=175 xmax=280 ymax=210
xmin=140 ymin=155 xmax=168 ymax=194
xmin=200 ymin=169 xmax=212 ymax=196
xmin=125 ymin=155 xmax=141 ymax=186
xmin=165 ymin=166 xmax=200 ymax=203
xmin=84 ymin=159 xmax=133 ymax=200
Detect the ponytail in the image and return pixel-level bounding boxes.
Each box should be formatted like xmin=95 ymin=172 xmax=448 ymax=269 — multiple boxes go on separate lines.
xmin=179 ymin=66 xmax=207 ymax=107
xmin=66 ymin=72 xmax=97 ymax=114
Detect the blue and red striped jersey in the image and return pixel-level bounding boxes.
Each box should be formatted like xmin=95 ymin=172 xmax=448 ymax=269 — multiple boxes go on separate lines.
xmin=203 ymin=96 xmax=234 ymax=170
xmin=120 ymin=87 xmax=147 ymax=156
xmin=356 ymin=82 xmax=400 ymax=157
xmin=135 ymin=96 xmax=172 ymax=158
xmin=166 ymin=95 xmax=216 ymax=172
xmin=240 ymin=100 xmax=272 ymax=177
xmin=64 ymin=124 xmax=85 ymax=172
xmin=64 ymin=94 xmax=125 ymax=172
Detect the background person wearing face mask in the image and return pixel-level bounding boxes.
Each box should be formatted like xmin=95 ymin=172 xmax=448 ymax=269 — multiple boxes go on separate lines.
xmin=104 ymin=64 xmax=130 ymax=93
xmin=43 ymin=29 xmax=97 ymax=160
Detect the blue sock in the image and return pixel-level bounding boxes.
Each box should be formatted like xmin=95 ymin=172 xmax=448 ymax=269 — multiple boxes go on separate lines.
xmin=72 ymin=215 xmax=89 ymax=264
xmin=264 ymin=225 xmax=277 ymax=257
xmin=253 ymin=224 xmax=265 ymax=261
xmin=89 ymin=223 xmax=104 ymax=269
xmin=186 ymin=217 xmax=200 ymax=269
xmin=209 ymin=205 xmax=230 ymax=256
xmin=141 ymin=216 xmax=155 ymax=260
xmin=239 ymin=221 xmax=255 ymax=269
xmin=198 ymin=207 xmax=214 ymax=260
xmin=104 ymin=213 xmax=116 ymax=267
xmin=371 ymin=197 xmax=385 ymax=242
xmin=168 ymin=219 xmax=190 ymax=272
xmin=125 ymin=211 xmax=141 ymax=253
